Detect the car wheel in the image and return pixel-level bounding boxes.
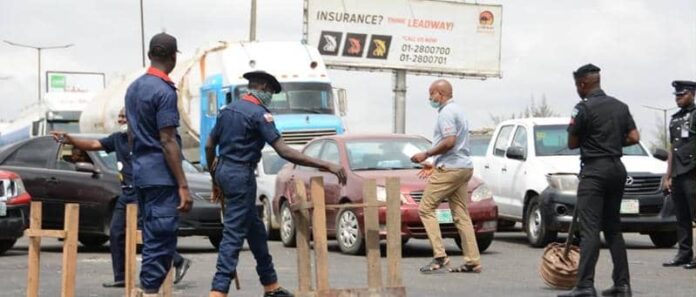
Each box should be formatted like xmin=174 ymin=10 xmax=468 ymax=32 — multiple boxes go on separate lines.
xmin=262 ymin=198 xmax=280 ymax=241
xmin=280 ymin=202 xmax=296 ymax=247
xmin=524 ymin=196 xmax=557 ymax=248
xmin=78 ymin=235 xmax=109 ymax=248
xmin=0 ymin=239 xmax=17 ymax=255
xmin=209 ymin=233 xmax=222 ymax=250
xmin=336 ymin=208 xmax=364 ymax=255
xmin=454 ymin=232 xmax=494 ymax=253
xmin=649 ymin=231 xmax=678 ymax=248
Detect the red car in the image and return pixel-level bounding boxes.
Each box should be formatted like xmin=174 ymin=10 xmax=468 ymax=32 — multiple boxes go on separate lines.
xmin=0 ymin=170 xmax=31 ymax=255
xmin=272 ymin=134 xmax=498 ymax=255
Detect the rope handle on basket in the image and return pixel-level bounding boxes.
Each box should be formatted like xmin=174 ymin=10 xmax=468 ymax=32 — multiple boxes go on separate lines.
xmin=562 ymin=208 xmax=578 ymax=259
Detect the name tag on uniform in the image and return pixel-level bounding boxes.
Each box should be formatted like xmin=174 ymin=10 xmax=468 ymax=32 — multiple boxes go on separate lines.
xmin=682 ymin=127 xmax=689 ymax=138
xmin=263 ymin=113 xmax=274 ymax=123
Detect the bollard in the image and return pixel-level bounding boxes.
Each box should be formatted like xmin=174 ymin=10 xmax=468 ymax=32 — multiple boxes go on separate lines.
xmin=25 ymin=202 xmax=80 ymax=297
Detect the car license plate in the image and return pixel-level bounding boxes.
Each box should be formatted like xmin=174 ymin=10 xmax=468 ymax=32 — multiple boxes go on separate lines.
xmin=0 ymin=202 xmax=6 ymax=217
xmin=436 ymin=209 xmax=453 ymax=224
xmin=620 ymin=199 xmax=639 ymax=214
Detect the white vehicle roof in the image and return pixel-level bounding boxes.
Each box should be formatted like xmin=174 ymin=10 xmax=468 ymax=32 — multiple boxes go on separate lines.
xmin=498 ymin=117 xmax=570 ymax=127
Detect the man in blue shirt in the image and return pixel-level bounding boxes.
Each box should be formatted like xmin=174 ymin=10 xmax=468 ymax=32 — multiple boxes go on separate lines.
xmin=125 ymin=32 xmax=193 ymax=296
xmin=205 ymin=71 xmax=346 ymax=297
xmin=50 ymin=108 xmax=192 ymax=289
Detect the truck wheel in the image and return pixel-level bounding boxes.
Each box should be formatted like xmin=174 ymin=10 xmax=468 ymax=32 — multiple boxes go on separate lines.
xmin=0 ymin=239 xmax=17 ymax=255
xmin=649 ymin=232 xmax=678 ymax=248
xmin=454 ymin=232 xmax=494 ymax=253
xmin=262 ymin=198 xmax=280 ymax=241
xmin=336 ymin=208 xmax=364 ymax=255
xmin=525 ymin=196 xmax=557 ymax=247
xmin=280 ymin=202 xmax=296 ymax=247
xmin=79 ymin=235 xmax=109 ymax=249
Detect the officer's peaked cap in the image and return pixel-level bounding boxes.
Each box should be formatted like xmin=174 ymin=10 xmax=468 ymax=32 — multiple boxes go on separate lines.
xmin=243 ymin=71 xmax=282 ymax=94
xmin=672 ymin=80 xmax=696 ymax=95
xmin=573 ymin=63 xmax=601 ymax=78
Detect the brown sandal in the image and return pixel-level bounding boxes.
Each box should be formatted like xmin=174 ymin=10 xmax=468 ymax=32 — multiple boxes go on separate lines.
xmin=419 ymin=257 xmax=450 ymax=274
xmin=449 ymin=264 xmax=482 ymax=273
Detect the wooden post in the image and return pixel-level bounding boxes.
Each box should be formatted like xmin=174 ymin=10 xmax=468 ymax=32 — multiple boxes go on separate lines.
xmin=61 ymin=204 xmax=79 ymax=297
xmin=385 ymin=178 xmax=402 ymax=287
xmin=294 ymin=180 xmax=313 ymax=294
xmin=161 ymin=268 xmax=174 ymax=296
xmin=311 ymin=177 xmax=330 ymax=292
xmin=125 ymin=204 xmax=138 ymax=296
xmin=26 ymin=202 xmax=42 ymax=297
xmin=363 ymin=179 xmax=382 ymax=289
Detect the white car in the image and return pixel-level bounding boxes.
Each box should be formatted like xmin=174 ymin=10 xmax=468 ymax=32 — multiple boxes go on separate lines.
xmin=256 ymin=145 xmax=302 ymax=239
xmin=475 ymin=117 xmax=676 ymax=247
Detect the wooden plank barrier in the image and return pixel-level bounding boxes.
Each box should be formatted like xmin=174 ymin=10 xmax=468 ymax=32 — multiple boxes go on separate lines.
xmin=25 ymin=202 xmax=80 ymax=297
xmin=125 ymin=204 xmax=173 ymax=297
xmin=291 ymin=177 xmax=406 ymax=297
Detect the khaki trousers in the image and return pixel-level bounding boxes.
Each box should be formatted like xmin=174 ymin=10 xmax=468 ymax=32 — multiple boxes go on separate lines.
xmin=418 ymin=168 xmax=480 ymax=265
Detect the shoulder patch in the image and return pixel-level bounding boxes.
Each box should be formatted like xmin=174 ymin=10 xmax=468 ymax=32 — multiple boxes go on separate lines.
xmin=263 ymin=113 xmax=274 ymax=123
xmin=571 ymin=107 xmax=579 ymax=118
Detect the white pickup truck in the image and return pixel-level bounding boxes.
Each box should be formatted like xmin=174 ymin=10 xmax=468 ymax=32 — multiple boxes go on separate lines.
xmin=473 ymin=117 xmax=677 ymax=247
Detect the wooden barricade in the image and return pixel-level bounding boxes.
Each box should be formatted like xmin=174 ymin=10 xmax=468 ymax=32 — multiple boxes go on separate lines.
xmin=291 ymin=177 xmax=406 ymax=297
xmin=125 ymin=204 xmax=174 ymax=297
xmin=25 ymin=202 xmax=79 ymax=297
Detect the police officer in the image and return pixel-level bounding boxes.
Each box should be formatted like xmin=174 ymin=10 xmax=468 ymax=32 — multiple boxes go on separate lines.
xmin=49 ymin=108 xmax=192 ymax=288
xmin=205 ymin=71 xmax=347 ymax=297
xmin=662 ymin=80 xmax=696 ymax=269
xmin=559 ymin=64 xmax=640 ymax=297
xmin=125 ymin=32 xmax=193 ymax=297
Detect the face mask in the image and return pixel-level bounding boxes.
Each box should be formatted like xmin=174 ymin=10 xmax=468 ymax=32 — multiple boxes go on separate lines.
xmin=429 ymin=98 xmax=441 ymax=109
xmin=250 ymin=89 xmax=273 ymax=106
xmin=119 ymin=124 xmax=128 ymax=133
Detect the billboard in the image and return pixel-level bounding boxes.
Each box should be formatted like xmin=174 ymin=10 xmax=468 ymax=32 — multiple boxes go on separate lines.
xmin=304 ymin=0 xmax=503 ymax=77
xmin=46 ymin=71 xmax=105 ymax=93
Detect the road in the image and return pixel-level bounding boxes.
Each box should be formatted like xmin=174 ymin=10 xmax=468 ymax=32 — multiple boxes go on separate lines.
xmin=0 ymin=231 xmax=694 ymax=297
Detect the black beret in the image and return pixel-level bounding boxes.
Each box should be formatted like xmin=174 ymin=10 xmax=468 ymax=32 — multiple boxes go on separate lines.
xmin=672 ymin=80 xmax=696 ymax=95
xmin=573 ymin=63 xmax=601 ymax=78
xmin=243 ymin=71 xmax=282 ymax=94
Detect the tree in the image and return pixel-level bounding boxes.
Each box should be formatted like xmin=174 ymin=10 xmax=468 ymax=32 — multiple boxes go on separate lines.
xmin=648 ymin=114 xmax=669 ymax=151
xmin=490 ymin=94 xmax=559 ymax=125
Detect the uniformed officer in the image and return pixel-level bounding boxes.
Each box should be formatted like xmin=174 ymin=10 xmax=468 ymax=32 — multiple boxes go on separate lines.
xmin=662 ymin=80 xmax=696 ymax=269
xmin=559 ymin=64 xmax=640 ymax=297
xmin=125 ymin=32 xmax=193 ymax=297
xmin=205 ymin=71 xmax=347 ymax=297
xmin=49 ymin=108 xmax=192 ymax=288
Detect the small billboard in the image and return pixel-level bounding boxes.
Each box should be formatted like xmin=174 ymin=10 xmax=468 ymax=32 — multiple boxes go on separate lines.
xmin=46 ymin=71 xmax=105 ymax=93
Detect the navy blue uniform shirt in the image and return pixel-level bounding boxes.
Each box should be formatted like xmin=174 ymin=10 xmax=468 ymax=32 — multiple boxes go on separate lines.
xmin=125 ymin=67 xmax=180 ymax=187
xmin=210 ymin=94 xmax=281 ymax=164
xmin=99 ymin=132 xmax=133 ymax=187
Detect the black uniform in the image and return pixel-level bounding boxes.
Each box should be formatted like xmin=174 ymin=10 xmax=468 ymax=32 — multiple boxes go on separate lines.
xmin=568 ymin=88 xmax=636 ymax=289
xmin=667 ymin=81 xmax=696 ymax=265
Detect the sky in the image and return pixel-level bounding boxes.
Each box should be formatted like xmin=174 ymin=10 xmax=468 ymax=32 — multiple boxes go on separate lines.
xmin=1 ymin=0 xmax=695 ymax=146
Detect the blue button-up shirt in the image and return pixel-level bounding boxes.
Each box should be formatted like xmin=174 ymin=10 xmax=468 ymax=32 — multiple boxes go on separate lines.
xmin=99 ymin=132 xmax=133 ymax=187
xmin=210 ymin=94 xmax=281 ymax=164
xmin=125 ymin=67 xmax=180 ymax=187
xmin=433 ymin=100 xmax=473 ymax=169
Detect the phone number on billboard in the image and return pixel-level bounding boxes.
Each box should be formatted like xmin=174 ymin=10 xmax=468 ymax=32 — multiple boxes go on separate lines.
xmin=399 ymin=54 xmax=448 ymax=65
xmin=401 ymin=44 xmax=451 ymax=55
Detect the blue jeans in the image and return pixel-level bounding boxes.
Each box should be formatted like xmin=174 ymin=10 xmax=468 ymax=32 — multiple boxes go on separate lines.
xmin=211 ymin=162 xmax=277 ymax=293
xmin=137 ymin=186 xmax=179 ymax=293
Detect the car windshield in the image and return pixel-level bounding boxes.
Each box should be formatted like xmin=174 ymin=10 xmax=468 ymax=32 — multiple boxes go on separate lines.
xmin=469 ymin=136 xmax=491 ymax=157
xmin=346 ymin=138 xmax=431 ymax=171
xmin=262 ymin=151 xmax=289 ymax=175
xmin=236 ymin=82 xmax=335 ymax=115
xmin=534 ymin=125 xmax=646 ymax=156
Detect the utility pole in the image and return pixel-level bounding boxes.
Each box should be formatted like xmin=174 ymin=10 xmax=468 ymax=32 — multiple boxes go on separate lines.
xmin=249 ymin=0 xmax=257 ymax=41
xmin=393 ymin=70 xmax=407 ymax=133
xmin=642 ymin=104 xmax=678 ymax=148
xmin=3 ymin=40 xmax=73 ymax=104
xmin=139 ymin=0 xmax=146 ymax=67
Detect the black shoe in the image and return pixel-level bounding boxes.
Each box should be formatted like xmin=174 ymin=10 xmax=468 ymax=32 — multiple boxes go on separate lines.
xmin=174 ymin=258 xmax=192 ymax=284
xmin=684 ymin=261 xmax=696 ymax=269
xmin=264 ymin=287 xmax=294 ymax=297
xmin=601 ymin=284 xmax=631 ymax=297
xmin=102 ymin=281 xmax=125 ymax=288
xmin=558 ymin=287 xmax=598 ymax=297
xmin=663 ymin=258 xmax=691 ymax=267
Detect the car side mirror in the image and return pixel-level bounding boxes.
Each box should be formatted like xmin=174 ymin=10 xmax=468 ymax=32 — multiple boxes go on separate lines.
xmin=75 ymin=162 xmax=100 ymax=175
xmin=506 ymin=146 xmax=526 ymax=160
xmin=653 ymin=148 xmax=668 ymax=162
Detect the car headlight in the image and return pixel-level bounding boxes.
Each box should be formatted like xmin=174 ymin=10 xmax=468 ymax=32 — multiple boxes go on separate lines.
xmin=546 ymin=173 xmax=579 ymax=193
xmin=471 ymin=183 xmax=493 ymax=202
xmin=376 ymin=186 xmax=408 ymax=204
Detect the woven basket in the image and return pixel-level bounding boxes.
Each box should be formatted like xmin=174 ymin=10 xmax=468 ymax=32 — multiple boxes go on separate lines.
xmin=539 ymin=242 xmax=580 ymax=290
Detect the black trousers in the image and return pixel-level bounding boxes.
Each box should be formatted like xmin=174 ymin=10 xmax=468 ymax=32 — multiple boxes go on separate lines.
xmin=576 ymin=158 xmax=630 ymax=288
xmin=671 ymin=170 xmax=696 ymax=261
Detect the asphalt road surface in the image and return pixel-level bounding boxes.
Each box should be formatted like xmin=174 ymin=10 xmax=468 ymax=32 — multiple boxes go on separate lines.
xmin=0 ymin=231 xmax=694 ymax=297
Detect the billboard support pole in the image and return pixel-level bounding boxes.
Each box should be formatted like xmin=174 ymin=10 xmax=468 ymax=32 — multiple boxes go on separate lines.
xmin=393 ymin=70 xmax=407 ymax=134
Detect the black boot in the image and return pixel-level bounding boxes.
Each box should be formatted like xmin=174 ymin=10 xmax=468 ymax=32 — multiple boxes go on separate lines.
xmin=601 ymin=284 xmax=631 ymax=297
xmin=557 ymin=287 xmax=598 ymax=297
